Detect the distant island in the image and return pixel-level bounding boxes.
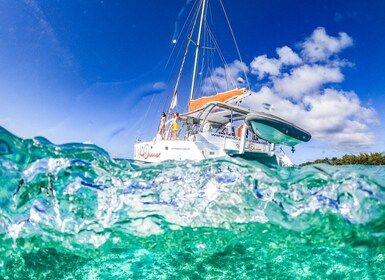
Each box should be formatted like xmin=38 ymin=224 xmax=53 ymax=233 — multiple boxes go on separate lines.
xmin=301 ymin=152 xmax=385 ymax=166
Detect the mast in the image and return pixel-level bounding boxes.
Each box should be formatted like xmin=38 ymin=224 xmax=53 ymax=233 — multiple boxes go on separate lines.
xmin=190 ymin=0 xmax=207 ymax=101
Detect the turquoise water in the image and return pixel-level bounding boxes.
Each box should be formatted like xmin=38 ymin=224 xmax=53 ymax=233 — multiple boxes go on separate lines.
xmin=1 ymin=127 xmax=385 ymax=279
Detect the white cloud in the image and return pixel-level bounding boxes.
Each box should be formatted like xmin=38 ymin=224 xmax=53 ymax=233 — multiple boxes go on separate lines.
xmin=273 ymin=64 xmax=344 ymax=99
xmin=201 ymin=60 xmax=248 ymax=94
xmin=153 ymin=81 xmax=167 ymax=90
xmin=302 ymin=89 xmax=377 ymax=145
xmin=250 ymin=55 xmax=281 ymax=79
xmin=250 ymin=46 xmax=301 ymax=79
xmin=301 ymin=27 xmax=353 ymax=62
xmin=246 ymin=27 xmax=377 ymax=150
xmin=277 ymin=46 xmax=302 ymax=65
xmin=197 ymin=27 xmax=378 ymax=150
xmin=243 ymin=88 xmax=378 ymax=149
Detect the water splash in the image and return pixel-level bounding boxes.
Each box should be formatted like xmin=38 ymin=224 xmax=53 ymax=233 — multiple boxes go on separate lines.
xmin=1 ymin=127 xmax=385 ymax=278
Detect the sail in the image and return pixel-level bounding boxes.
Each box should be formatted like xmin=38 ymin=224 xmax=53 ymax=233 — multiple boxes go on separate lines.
xmin=169 ymin=90 xmax=177 ymax=113
xmin=188 ymin=88 xmax=246 ymax=112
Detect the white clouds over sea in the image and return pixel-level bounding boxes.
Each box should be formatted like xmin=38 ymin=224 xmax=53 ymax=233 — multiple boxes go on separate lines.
xmin=203 ymin=27 xmax=379 ymax=150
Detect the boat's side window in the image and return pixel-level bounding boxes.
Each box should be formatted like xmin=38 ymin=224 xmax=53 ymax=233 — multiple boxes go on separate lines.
xmin=215 ymin=126 xmax=226 ymax=135
xmin=215 ymin=125 xmax=236 ymax=136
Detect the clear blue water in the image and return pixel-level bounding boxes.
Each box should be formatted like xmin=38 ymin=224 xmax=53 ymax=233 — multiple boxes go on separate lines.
xmin=1 ymin=126 xmax=385 ymax=279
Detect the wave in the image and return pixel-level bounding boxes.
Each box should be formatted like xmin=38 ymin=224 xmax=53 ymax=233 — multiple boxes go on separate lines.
xmin=1 ymin=126 xmax=385 ymax=278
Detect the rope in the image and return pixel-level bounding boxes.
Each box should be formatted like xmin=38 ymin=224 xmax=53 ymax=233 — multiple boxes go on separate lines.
xmin=219 ymin=0 xmax=250 ymax=90
xmin=206 ymin=24 xmax=237 ymax=90
xmin=169 ymin=0 xmax=203 ymax=114
xmin=165 ymin=0 xmax=199 ymax=69
xmin=163 ymin=0 xmax=200 ymax=113
xmin=163 ymin=0 xmax=202 ymax=114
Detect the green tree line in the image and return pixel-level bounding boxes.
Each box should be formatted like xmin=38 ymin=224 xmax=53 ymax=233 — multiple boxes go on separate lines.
xmin=301 ymin=152 xmax=385 ymax=166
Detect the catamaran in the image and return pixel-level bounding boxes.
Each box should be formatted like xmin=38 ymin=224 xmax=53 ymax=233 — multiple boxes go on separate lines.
xmin=134 ymin=0 xmax=311 ymax=166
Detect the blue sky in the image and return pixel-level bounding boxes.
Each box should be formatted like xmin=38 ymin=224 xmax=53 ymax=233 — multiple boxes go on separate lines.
xmin=0 ymin=0 xmax=384 ymax=164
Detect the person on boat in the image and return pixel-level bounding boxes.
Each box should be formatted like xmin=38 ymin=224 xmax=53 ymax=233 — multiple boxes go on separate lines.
xmin=158 ymin=112 xmax=166 ymax=140
xmin=171 ymin=112 xmax=179 ymax=140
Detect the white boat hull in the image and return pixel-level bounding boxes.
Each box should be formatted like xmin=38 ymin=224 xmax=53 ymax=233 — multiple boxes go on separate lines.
xmin=134 ymin=132 xmax=292 ymax=166
xmin=134 ymin=139 xmax=205 ymax=162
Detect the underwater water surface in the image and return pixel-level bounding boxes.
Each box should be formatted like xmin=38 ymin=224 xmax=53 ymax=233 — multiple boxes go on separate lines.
xmin=1 ymin=126 xmax=385 ymax=279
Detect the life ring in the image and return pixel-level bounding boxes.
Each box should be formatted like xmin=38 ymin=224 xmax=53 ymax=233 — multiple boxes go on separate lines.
xmin=237 ymin=124 xmax=244 ymax=137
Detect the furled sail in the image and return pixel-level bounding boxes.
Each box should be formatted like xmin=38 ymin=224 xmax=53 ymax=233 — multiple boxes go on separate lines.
xmin=188 ymin=88 xmax=246 ymax=112
xmin=168 ymin=90 xmax=177 ymax=113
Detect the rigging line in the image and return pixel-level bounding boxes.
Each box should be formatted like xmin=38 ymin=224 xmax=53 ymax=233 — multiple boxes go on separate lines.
xmin=205 ymin=25 xmax=228 ymax=76
xmin=206 ymin=26 xmax=217 ymax=92
xmin=203 ymin=22 xmax=220 ymax=94
xmin=164 ymin=1 xmax=201 ymax=112
xmin=202 ymin=22 xmax=229 ymax=96
xmin=212 ymin=28 xmax=237 ymax=89
xmin=164 ymin=0 xmax=199 ymax=88
xmin=197 ymin=17 xmax=215 ymax=96
xmin=196 ymin=19 xmax=209 ymax=94
xmin=165 ymin=0 xmax=199 ymax=69
xmin=167 ymin=4 xmax=200 ymax=84
xmin=207 ymin=67 xmax=219 ymax=94
xmin=219 ymin=0 xmax=250 ymax=89
xmin=198 ymin=39 xmax=213 ymax=98
xmin=168 ymin=0 xmax=203 ymax=113
xmin=190 ymin=0 xmax=208 ymax=100
xmin=206 ymin=14 xmax=238 ymax=90
xmin=206 ymin=24 xmax=237 ymax=89
xmin=141 ymin=88 xmax=157 ymax=128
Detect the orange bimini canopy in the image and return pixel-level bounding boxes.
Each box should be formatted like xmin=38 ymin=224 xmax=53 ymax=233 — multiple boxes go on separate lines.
xmin=188 ymin=88 xmax=246 ymax=112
